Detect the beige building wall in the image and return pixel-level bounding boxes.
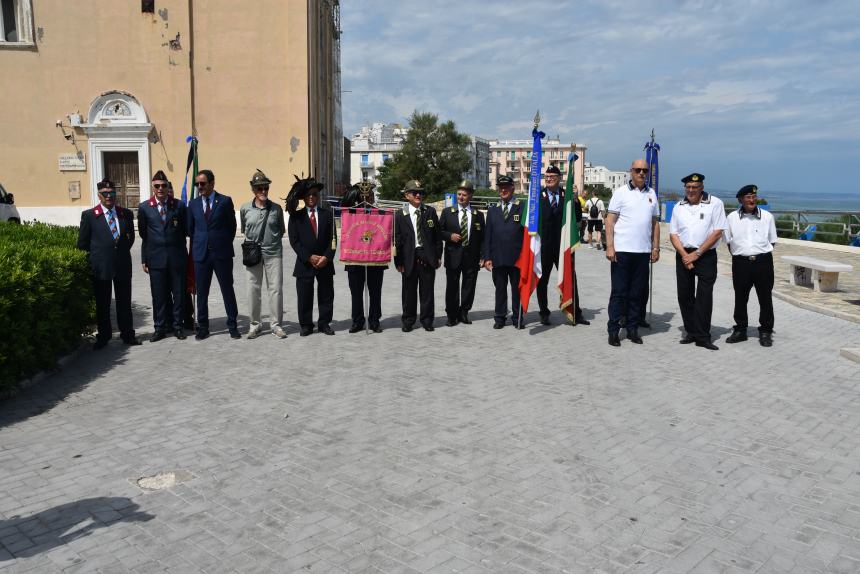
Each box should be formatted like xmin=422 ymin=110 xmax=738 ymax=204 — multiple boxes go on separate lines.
xmin=0 ymin=0 xmax=340 ymax=225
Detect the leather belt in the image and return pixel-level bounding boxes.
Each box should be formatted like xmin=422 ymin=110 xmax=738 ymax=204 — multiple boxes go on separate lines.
xmin=732 ymin=253 xmax=770 ymax=261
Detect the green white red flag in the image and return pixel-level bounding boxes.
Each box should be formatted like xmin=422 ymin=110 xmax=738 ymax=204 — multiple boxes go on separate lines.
xmin=557 ymin=152 xmax=579 ymax=321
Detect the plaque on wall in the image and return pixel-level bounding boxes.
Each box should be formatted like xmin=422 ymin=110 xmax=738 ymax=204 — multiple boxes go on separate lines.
xmin=59 ymin=152 xmax=86 ymax=171
xmin=68 ymin=181 xmax=81 ymax=200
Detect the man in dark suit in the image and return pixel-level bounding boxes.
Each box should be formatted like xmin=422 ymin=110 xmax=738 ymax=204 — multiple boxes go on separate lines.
xmin=138 ymin=170 xmax=188 ymax=342
xmin=483 ymin=175 xmax=525 ymax=329
xmin=288 ymin=181 xmax=337 ymax=336
xmin=536 ymin=165 xmax=589 ymax=326
xmin=77 ymin=179 xmax=141 ymax=349
xmin=186 ymin=169 xmax=240 ymax=340
xmin=439 ymin=179 xmax=485 ymax=326
xmin=394 ymin=179 xmax=442 ymax=332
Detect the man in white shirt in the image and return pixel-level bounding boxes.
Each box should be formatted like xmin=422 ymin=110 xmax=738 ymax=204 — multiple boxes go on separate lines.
xmin=604 ymin=159 xmax=661 ymax=346
xmin=723 ymin=185 xmax=777 ymax=347
xmin=585 ymin=190 xmax=605 ymax=250
xmin=669 ymin=173 xmax=727 ymax=350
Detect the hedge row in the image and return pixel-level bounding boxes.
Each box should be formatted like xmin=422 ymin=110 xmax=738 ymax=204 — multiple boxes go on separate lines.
xmin=0 ymin=222 xmax=94 ymax=394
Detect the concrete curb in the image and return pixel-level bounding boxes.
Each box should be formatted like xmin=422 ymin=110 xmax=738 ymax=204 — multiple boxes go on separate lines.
xmin=772 ymin=290 xmax=860 ymax=324
xmin=840 ymin=347 xmax=860 ymax=364
xmin=0 ymin=339 xmax=90 ymax=401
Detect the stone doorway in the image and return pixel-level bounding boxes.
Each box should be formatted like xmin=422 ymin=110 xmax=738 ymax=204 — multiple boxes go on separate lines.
xmin=103 ymin=151 xmax=140 ymax=210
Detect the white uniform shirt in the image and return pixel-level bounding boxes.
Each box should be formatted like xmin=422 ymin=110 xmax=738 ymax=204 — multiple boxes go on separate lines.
xmin=724 ymin=207 xmax=777 ymax=256
xmin=669 ymin=193 xmax=727 ymax=250
xmin=607 ymin=182 xmax=659 ymax=253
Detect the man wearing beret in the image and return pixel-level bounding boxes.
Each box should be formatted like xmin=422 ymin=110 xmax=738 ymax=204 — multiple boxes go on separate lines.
xmin=669 ymin=172 xmax=727 ymax=350
xmin=288 ymin=179 xmax=336 ymax=336
xmin=724 ymin=185 xmax=777 ymax=347
xmin=483 ymin=175 xmax=525 ymax=328
xmin=187 ymin=169 xmax=240 ymax=340
xmin=439 ymin=180 xmax=485 ymax=326
xmin=537 ymin=165 xmax=588 ymax=326
xmin=139 ymin=170 xmax=188 ymax=341
xmin=394 ymin=180 xmax=442 ymax=332
xmin=77 ymin=179 xmax=141 ymax=349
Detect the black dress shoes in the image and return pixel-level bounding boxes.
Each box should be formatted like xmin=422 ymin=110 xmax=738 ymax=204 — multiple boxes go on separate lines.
xmin=174 ymin=329 xmax=186 ymax=340
xmin=402 ymin=324 xmax=413 ymax=333
xmin=696 ymin=340 xmax=719 ymax=351
xmin=608 ymin=332 xmax=621 ymax=347
xmin=423 ymin=325 xmax=435 ymax=332
xmin=460 ymin=311 xmax=472 ymax=325
xmin=726 ymin=329 xmax=748 ymax=344
xmin=539 ymin=315 xmax=551 ymax=326
xmin=150 ymin=331 xmax=166 ymax=343
xmin=574 ymin=315 xmax=591 ymax=326
xmin=93 ymin=338 xmax=109 ymax=350
xmin=349 ymin=324 xmax=364 ymax=333
xmin=229 ymin=329 xmax=241 ymax=339
xmin=627 ymin=332 xmax=643 ymax=344
xmin=679 ymin=335 xmax=695 ymax=344
xmin=299 ymin=327 xmax=314 ymax=337
xmin=195 ymin=330 xmax=209 ymax=341
xmin=638 ymin=320 xmax=651 ymax=329
xmin=370 ymin=323 xmax=382 ymax=333
xmin=446 ymin=318 xmax=458 ymax=327
xmin=493 ymin=322 xmax=504 ymax=329
xmin=321 ymin=325 xmax=335 ymax=335
xmin=759 ymin=332 xmax=773 ymax=347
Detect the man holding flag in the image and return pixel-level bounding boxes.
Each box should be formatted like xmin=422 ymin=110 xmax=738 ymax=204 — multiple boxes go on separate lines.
xmin=557 ymin=154 xmax=589 ymax=325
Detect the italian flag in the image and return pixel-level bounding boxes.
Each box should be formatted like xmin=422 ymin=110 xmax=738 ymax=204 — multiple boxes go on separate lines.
xmin=515 ymin=202 xmax=541 ymax=313
xmin=557 ymin=153 xmax=580 ymax=322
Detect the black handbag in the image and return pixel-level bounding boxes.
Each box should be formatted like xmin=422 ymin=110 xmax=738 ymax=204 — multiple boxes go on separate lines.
xmin=242 ymin=202 xmax=271 ymax=267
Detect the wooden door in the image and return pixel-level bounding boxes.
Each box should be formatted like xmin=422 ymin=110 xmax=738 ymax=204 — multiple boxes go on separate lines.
xmin=103 ymin=151 xmax=140 ymax=209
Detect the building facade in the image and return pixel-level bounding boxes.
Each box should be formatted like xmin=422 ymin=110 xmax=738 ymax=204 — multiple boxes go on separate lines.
xmin=0 ymin=0 xmax=342 ymax=224
xmin=583 ymin=162 xmax=628 ymax=191
xmin=489 ymin=138 xmax=586 ymax=195
xmin=463 ymin=136 xmax=490 ymax=190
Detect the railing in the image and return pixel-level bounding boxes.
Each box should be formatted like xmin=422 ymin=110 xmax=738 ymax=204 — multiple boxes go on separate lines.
xmin=765 ymin=209 xmax=860 ymax=244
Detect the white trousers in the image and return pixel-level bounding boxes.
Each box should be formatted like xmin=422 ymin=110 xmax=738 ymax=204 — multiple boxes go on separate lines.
xmin=246 ymin=254 xmax=283 ymax=327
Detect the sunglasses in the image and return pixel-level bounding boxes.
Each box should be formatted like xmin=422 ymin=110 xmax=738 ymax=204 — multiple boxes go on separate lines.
xmin=194 ymin=181 xmax=209 ymax=187
xmin=632 ymin=168 xmax=649 ymax=174
xmin=99 ymin=190 xmax=117 ymax=196
xmin=253 ymin=186 xmax=269 ymax=192
xmin=153 ymin=183 xmax=169 ymax=190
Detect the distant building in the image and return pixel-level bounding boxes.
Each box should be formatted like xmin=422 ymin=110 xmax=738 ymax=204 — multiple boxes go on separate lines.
xmin=463 ymin=136 xmax=490 ymax=189
xmin=489 ymin=138 xmax=586 ymax=195
xmin=583 ymin=163 xmax=628 ymax=191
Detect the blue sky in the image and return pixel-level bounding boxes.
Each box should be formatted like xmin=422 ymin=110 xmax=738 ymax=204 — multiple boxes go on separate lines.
xmin=341 ymin=0 xmax=860 ymax=195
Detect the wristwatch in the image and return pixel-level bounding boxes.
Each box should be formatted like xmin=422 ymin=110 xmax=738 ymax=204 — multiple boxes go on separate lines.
xmin=694 ymin=249 xmax=702 ymax=257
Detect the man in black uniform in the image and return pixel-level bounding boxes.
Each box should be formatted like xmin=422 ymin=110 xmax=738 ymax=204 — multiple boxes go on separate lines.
xmin=439 ymin=180 xmax=485 ymax=326
xmin=139 ymin=170 xmax=188 ymax=341
xmin=287 ymin=181 xmax=337 ymax=336
xmin=77 ymin=179 xmax=141 ymax=349
xmin=536 ymin=165 xmax=589 ymax=326
xmin=342 ymin=181 xmax=386 ymax=333
xmin=483 ymin=175 xmax=525 ymax=329
xmin=394 ymin=180 xmax=442 ymax=332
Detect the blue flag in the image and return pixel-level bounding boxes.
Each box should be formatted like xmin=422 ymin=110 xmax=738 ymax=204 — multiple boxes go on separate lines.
xmin=526 ymin=127 xmax=546 ymax=234
xmin=644 ymin=134 xmax=660 ymax=197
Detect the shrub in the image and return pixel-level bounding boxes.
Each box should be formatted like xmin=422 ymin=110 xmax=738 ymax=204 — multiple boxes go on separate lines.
xmin=0 ymin=222 xmax=94 ymax=394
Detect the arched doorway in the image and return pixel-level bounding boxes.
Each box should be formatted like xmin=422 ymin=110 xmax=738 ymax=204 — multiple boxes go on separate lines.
xmin=84 ymin=91 xmax=152 ymax=209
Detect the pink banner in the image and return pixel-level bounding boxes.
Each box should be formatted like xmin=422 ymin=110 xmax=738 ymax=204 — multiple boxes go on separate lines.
xmin=339 ymin=210 xmax=394 ymax=265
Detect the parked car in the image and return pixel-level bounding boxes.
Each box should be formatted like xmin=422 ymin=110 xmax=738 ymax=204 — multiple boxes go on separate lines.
xmin=0 ymin=183 xmax=21 ymax=223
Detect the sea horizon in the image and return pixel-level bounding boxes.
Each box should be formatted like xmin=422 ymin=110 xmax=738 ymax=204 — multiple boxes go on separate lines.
xmin=661 ymin=188 xmax=860 ymax=213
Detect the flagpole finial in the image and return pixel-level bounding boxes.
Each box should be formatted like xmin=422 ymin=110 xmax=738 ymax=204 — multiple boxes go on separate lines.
xmin=650 ymin=128 xmax=655 ymax=142
xmin=533 ymin=110 xmax=541 ymax=130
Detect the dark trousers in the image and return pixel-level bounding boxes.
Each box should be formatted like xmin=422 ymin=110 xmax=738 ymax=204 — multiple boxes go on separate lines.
xmin=623 ymin=264 xmax=651 ymax=323
xmin=149 ymin=266 xmax=185 ymax=332
xmin=492 ymin=265 xmax=521 ymax=324
xmin=93 ymin=276 xmax=134 ymax=342
xmin=732 ymin=253 xmax=774 ymax=333
xmin=296 ymin=273 xmax=334 ymax=329
xmin=538 ymin=250 xmax=583 ymax=320
xmin=607 ymin=252 xmax=650 ymax=334
xmin=676 ymin=249 xmax=718 ymax=342
xmin=445 ymin=264 xmax=479 ymax=319
xmin=194 ymin=255 xmax=238 ymax=331
xmin=401 ymin=258 xmax=435 ymax=328
xmin=347 ymin=266 xmax=384 ymax=328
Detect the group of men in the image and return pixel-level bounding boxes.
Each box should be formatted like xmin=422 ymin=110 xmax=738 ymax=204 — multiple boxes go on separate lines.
xmin=76 ymin=160 xmax=777 ymax=350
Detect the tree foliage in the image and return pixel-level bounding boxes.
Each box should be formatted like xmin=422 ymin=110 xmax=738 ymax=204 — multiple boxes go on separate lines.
xmin=377 ymin=111 xmax=472 ymax=202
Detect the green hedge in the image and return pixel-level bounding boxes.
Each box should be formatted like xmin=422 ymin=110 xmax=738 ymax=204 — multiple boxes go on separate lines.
xmin=0 ymin=222 xmax=94 ymax=393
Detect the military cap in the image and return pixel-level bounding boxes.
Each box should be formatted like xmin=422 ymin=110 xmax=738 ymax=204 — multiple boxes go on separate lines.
xmin=457 ymin=179 xmax=475 ymax=193
xmin=306 ymin=179 xmax=324 ymax=193
xmin=546 ymin=165 xmax=562 ymax=176
xmin=250 ymin=169 xmax=272 ymax=187
xmin=96 ymin=179 xmax=116 ymax=191
xmin=401 ymin=179 xmax=424 ymax=195
xmin=151 ymin=170 xmax=168 ymax=182
xmin=736 ymin=184 xmax=758 ymax=199
xmin=497 ymin=174 xmax=514 ymax=186
xmin=681 ymin=173 xmax=705 ymax=184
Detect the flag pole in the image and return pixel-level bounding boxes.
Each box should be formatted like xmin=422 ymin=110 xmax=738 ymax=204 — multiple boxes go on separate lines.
xmin=646 ymin=129 xmax=657 ymax=322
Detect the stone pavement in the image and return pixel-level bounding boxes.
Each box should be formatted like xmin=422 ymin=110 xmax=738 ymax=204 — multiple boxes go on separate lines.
xmin=2 ymin=238 xmax=860 ymax=573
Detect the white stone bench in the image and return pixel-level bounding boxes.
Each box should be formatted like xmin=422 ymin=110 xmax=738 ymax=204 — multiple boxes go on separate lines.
xmin=781 ymin=255 xmax=853 ymax=293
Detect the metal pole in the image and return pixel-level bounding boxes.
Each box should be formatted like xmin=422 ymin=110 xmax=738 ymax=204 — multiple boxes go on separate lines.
xmin=364 ymin=264 xmax=370 ymax=335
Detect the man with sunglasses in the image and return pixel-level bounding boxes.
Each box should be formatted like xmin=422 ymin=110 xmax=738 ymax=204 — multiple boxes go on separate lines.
xmin=604 ymin=160 xmax=660 ymax=347
xmin=240 ymin=170 xmax=287 ymax=339
xmin=77 ymin=179 xmax=141 ymax=349
xmin=394 ymin=180 xmax=442 ymax=332
xmin=187 ymin=169 xmax=240 ymax=340
xmin=669 ymin=173 xmax=727 ymax=350
xmin=138 ymin=170 xmax=188 ymax=342
xmin=723 ymin=185 xmax=777 ymax=347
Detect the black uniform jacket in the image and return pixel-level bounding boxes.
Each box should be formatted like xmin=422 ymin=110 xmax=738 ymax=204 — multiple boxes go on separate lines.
xmin=77 ymin=204 xmax=135 ymax=281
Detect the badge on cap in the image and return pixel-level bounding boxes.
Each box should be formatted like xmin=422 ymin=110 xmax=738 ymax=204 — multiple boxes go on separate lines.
xmin=692 ymin=175 xmax=700 ymax=182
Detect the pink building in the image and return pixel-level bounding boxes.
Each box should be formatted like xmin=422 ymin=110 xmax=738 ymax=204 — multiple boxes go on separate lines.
xmin=489 ymin=138 xmax=586 ymax=196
